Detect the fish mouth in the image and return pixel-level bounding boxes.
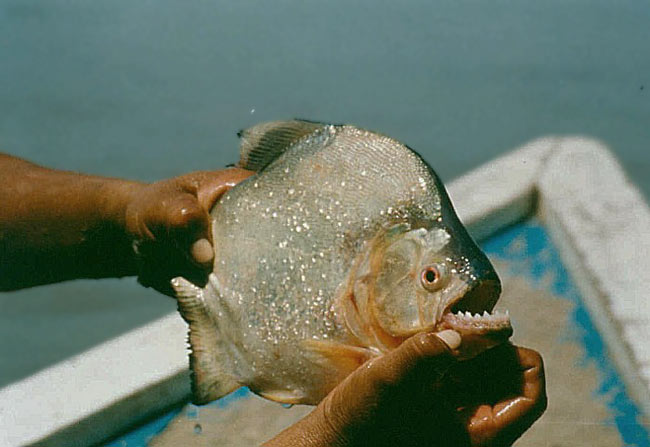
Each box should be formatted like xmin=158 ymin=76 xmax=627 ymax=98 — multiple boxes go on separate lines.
xmin=439 ymin=308 xmax=511 ymax=334
xmin=437 ymin=278 xmax=512 ymax=338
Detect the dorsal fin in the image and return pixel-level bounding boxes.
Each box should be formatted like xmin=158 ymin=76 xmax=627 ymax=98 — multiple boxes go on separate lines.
xmin=236 ymin=119 xmax=326 ymax=171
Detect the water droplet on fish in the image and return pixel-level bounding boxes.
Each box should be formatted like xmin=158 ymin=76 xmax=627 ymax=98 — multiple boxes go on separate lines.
xmin=194 ymin=423 xmax=203 ymax=434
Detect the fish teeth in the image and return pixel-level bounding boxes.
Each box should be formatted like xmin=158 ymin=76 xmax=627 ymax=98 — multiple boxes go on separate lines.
xmin=446 ymin=307 xmax=511 ymax=327
xmin=451 ymin=310 xmax=514 ymax=322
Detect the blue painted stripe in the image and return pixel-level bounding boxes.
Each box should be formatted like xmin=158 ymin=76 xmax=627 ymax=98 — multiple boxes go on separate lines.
xmin=104 ymin=407 xmax=181 ymax=447
xmin=481 ymin=221 xmax=649 ymax=447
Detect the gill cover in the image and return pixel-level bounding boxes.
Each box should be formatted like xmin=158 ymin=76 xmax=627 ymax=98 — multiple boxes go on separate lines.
xmin=372 ymin=227 xmax=451 ymax=336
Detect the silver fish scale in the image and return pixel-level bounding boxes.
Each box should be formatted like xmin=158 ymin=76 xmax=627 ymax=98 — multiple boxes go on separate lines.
xmin=211 ymin=125 xmax=441 ymax=378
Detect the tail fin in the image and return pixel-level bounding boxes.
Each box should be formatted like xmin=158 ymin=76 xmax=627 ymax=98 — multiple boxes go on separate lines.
xmin=171 ymin=276 xmax=240 ymax=404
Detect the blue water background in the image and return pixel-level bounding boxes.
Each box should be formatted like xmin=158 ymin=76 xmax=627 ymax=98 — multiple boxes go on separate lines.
xmin=1 ymin=0 xmax=650 ymax=387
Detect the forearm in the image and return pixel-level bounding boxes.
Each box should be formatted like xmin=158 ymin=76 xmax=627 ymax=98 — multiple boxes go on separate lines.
xmin=263 ymin=407 xmax=344 ymax=447
xmin=0 ymin=153 xmax=143 ymax=290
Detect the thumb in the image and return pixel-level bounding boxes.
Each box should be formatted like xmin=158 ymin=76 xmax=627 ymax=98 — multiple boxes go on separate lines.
xmin=384 ymin=330 xmax=460 ymax=385
xmin=311 ymin=330 xmax=462 ymax=446
xmin=360 ymin=330 xmax=460 ymax=399
xmin=158 ymin=193 xmax=214 ymax=268
xmin=194 ymin=168 xmax=255 ymax=211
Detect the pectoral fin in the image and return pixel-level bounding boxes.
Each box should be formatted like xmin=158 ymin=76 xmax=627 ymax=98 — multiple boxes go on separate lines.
xmin=303 ymin=340 xmax=375 ymax=377
xmin=172 ymin=276 xmax=239 ymax=404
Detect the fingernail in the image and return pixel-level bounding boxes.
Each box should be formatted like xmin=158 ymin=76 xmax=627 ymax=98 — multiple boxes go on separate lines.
xmin=435 ymin=330 xmax=461 ymax=350
xmin=191 ymin=238 xmax=214 ymax=264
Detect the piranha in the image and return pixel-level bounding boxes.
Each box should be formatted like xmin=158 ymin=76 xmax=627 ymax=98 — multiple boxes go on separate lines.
xmin=172 ymin=120 xmax=512 ymax=406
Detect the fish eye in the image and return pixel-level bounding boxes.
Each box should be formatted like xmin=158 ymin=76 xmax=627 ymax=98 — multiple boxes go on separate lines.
xmin=420 ymin=264 xmax=447 ymax=292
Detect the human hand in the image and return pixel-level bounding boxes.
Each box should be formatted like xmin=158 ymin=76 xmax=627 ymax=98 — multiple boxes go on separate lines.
xmin=266 ymin=333 xmax=546 ymax=447
xmin=440 ymin=343 xmax=546 ymax=446
xmin=124 ymin=168 xmax=253 ymax=296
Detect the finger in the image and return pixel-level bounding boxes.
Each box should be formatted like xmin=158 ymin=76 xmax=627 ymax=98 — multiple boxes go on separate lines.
xmin=178 ymin=168 xmax=253 ymax=255
xmin=193 ymin=168 xmax=255 ymax=212
xmin=135 ymin=239 xmax=189 ymax=296
xmin=162 ymin=194 xmax=212 ymax=253
xmin=437 ymin=329 xmax=462 ymax=350
xmin=467 ymin=347 xmax=546 ymax=446
xmin=138 ymin=241 xmax=212 ymax=294
xmin=443 ymin=342 xmax=522 ymax=408
xmin=141 ymin=194 xmax=214 ymax=288
xmin=330 ymin=331 xmax=459 ymax=411
xmin=191 ymin=238 xmax=214 ymax=264
xmin=490 ymin=348 xmax=546 ymax=443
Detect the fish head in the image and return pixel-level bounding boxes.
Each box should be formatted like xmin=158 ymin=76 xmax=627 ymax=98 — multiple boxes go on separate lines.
xmin=365 ymin=216 xmax=511 ymax=356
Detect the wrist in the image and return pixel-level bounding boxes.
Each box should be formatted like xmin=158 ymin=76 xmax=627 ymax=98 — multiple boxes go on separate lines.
xmin=88 ymin=177 xmax=146 ymax=278
xmin=96 ymin=177 xmax=144 ymax=232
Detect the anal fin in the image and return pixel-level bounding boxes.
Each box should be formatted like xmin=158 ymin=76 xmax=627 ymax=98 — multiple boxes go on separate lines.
xmin=257 ymin=389 xmax=308 ymax=405
xmin=171 ymin=276 xmax=239 ymax=404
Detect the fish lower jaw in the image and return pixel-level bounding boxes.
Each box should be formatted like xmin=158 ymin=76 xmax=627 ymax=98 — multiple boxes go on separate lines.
xmin=439 ymin=309 xmax=512 ymax=334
